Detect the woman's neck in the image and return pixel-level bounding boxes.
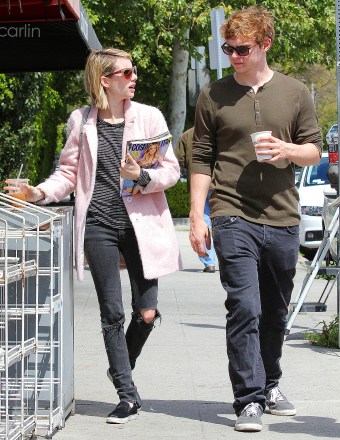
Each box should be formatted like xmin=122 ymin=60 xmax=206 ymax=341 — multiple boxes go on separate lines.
xmin=98 ymin=99 xmax=125 ymax=124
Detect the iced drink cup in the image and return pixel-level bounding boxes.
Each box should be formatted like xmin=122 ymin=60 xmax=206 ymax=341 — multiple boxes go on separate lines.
xmin=6 ymin=178 xmax=29 ymax=206
xmin=250 ymin=131 xmax=272 ymax=161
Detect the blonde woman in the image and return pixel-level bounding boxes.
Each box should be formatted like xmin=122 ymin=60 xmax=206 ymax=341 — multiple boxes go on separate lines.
xmin=7 ymin=48 xmax=181 ymax=424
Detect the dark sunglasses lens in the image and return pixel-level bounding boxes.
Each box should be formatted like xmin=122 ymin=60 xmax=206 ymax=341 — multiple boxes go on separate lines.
xmin=222 ymin=45 xmax=233 ymax=55
xmin=123 ymin=69 xmax=133 ymax=78
xmin=222 ymin=45 xmax=250 ymax=56
xmin=123 ymin=67 xmax=137 ymax=78
xmin=236 ymin=47 xmax=249 ymax=56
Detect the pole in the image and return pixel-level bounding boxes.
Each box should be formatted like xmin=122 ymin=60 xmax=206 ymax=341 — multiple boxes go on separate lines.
xmin=335 ymin=0 xmax=340 ymax=348
xmin=195 ymin=46 xmax=205 ymax=96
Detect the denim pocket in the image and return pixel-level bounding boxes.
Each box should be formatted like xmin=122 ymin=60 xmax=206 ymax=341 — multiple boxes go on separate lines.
xmin=285 ymin=225 xmax=299 ymax=235
xmin=211 ymin=215 xmax=238 ymax=230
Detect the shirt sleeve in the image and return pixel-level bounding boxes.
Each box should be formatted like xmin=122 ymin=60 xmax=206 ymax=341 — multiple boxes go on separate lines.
xmin=135 ymin=167 xmax=151 ymax=187
xmin=191 ymin=87 xmax=217 ymax=176
xmin=294 ymin=84 xmax=323 ymax=155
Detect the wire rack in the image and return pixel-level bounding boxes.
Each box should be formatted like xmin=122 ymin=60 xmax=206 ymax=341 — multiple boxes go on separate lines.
xmin=0 ymin=194 xmax=66 ymax=439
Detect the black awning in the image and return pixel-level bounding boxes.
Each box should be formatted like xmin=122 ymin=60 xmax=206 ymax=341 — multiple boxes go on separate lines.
xmin=0 ymin=1 xmax=102 ymax=72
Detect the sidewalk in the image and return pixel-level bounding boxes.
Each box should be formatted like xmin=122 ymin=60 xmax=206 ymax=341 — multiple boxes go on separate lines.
xmin=59 ymin=224 xmax=340 ymax=440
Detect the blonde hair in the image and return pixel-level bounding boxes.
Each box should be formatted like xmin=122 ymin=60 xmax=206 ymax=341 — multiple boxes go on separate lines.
xmin=84 ymin=48 xmax=132 ymax=109
xmin=220 ymin=6 xmax=275 ymax=47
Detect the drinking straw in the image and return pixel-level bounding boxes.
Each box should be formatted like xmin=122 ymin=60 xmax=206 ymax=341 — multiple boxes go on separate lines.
xmin=14 ymin=163 xmax=24 ymax=190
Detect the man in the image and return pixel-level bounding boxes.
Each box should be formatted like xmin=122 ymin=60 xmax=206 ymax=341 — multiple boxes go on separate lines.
xmin=175 ymin=127 xmax=216 ymax=272
xmin=189 ymin=6 xmax=322 ymax=432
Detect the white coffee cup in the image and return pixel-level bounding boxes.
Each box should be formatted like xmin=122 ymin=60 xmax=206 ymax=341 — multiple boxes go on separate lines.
xmin=250 ymin=131 xmax=272 ymax=161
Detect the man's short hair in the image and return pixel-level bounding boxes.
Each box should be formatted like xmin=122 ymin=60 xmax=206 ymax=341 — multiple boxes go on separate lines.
xmin=220 ymin=6 xmax=275 ymax=47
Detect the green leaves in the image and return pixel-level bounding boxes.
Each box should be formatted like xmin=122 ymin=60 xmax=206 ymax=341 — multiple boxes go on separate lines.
xmin=0 ymin=0 xmax=338 ymax=185
xmin=0 ymin=71 xmax=86 ymax=185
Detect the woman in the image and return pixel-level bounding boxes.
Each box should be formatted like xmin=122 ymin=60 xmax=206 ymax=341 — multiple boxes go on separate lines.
xmin=8 ymin=48 xmax=182 ymax=424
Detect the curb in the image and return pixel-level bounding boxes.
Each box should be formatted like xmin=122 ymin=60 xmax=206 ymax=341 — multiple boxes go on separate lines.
xmin=173 ymin=217 xmax=190 ymax=231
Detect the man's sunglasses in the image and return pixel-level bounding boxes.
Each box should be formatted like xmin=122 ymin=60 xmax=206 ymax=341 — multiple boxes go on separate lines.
xmin=106 ymin=66 xmax=137 ymax=79
xmin=221 ymin=43 xmax=257 ymax=57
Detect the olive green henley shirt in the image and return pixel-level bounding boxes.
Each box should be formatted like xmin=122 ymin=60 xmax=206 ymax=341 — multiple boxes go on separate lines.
xmin=192 ymin=71 xmax=323 ymax=227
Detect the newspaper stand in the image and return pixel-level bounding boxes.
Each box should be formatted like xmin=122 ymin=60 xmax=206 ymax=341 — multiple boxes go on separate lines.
xmin=0 ymin=194 xmax=66 ymax=439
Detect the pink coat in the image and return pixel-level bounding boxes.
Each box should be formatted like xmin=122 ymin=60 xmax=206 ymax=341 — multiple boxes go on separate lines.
xmin=37 ymin=100 xmax=182 ymax=281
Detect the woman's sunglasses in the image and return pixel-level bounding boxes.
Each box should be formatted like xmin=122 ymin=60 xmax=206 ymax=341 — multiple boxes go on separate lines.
xmin=106 ymin=66 xmax=137 ymax=79
xmin=221 ymin=43 xmax=257 ymax=57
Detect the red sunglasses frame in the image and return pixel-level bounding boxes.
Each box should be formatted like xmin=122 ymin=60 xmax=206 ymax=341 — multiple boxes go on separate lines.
xmin=106 ymin=66 xmax=137 ymax=79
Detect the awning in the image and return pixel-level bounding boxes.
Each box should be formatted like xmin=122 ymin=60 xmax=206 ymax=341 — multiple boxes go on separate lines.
xmin=0 ymin=0 xmax=102 ymax=72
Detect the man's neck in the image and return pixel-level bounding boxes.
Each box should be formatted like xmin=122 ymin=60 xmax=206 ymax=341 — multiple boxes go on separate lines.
xmin=234 ymin=66 xmax=274 ymax=93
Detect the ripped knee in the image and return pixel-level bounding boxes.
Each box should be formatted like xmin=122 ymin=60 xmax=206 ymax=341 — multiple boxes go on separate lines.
xmin=102 ymin=316 xmax=125 ymax=334
xmin=139 ymin=308 xmax=156 ymax=324
xmin=138 ymin=308 xmax=161 ymax=325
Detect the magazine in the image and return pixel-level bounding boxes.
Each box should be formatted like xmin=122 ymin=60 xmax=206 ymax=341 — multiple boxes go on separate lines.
xmin=121 ymin=131 xmax=172 ymax=197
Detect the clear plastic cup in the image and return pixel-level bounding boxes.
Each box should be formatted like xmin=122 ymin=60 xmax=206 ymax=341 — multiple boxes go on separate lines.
xmin=6 ymin=178 xmax=29 ymax=205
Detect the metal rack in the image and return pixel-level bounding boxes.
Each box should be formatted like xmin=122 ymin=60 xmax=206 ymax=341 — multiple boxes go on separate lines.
xmin=286 ymin=201 xmax=339 ymax=335
xmin=0 ymin=194 xmax=72 ymax=439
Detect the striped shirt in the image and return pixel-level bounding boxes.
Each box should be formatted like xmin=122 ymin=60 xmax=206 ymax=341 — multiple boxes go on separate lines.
xmin=87 ymin=118 xmax=132 ymax=229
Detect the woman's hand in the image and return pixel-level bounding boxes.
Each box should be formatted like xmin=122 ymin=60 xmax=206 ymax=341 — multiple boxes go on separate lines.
xmin=3 ymin=181 xmax=45 ymax=203
xmin=120 ymin=153 xmax=141 ymax=181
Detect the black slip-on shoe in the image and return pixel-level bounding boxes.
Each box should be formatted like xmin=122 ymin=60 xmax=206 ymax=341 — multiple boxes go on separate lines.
xmin=106 ymin=401 xmax=139 ymax=424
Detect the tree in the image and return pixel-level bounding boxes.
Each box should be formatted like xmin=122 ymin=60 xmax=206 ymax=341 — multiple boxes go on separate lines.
xmin=83 ymin=0 xmax=337 ymax=145
xmin=0 ymin=71 xmax=86 ymax=184
xmin=0 ymin=0 xmax=338 ymax=183
xmin=82 ymin=0 xmax=229 ymax=145
xmin=296 ymin=65 xmax=337 ymax=140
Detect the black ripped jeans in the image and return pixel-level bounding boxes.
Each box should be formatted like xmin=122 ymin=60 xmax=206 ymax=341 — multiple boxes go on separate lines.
xmin=84 ymin=217 xmax=159 ymax=406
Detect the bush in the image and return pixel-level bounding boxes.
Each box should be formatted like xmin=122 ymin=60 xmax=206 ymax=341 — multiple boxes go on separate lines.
xmin=165 ymin=180 xmax=190 ymax=218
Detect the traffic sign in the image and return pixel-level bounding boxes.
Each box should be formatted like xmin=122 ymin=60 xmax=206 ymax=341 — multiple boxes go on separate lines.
xmin=209 ymin=8 xmax=230 ymax=77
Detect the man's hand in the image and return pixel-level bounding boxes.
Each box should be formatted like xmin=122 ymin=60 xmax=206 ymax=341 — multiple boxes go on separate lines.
xmin=189 ymin=215 xmax=211 ymax=257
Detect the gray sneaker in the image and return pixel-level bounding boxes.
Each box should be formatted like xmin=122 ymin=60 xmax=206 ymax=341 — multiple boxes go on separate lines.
xmin=265 ymin=387 xmax=296 ymax=416
xmin=235 ymin=402 xmax=263 ymax=432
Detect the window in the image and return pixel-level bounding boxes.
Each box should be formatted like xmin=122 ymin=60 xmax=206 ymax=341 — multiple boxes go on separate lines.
xmin=304 ymin=157 xmax=330 ymax=187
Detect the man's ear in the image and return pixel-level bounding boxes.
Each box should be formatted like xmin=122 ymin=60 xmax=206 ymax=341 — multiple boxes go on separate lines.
xmin=262 ymin=37 xmax=272 ymax=52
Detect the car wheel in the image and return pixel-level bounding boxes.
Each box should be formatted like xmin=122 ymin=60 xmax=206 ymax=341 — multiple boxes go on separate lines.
xmin=299 ymin=246 xmax=317 ymax=261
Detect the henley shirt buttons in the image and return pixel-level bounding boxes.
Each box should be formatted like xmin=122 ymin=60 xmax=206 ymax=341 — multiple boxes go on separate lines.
xmin=126 ymin=197 xmax=132 ymax=203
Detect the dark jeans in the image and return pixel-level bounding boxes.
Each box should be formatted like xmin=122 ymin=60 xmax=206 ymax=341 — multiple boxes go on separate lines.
xmin=211 ymin=216 xmax=299 ymax=414
xmin=84 ymin=217 xmax=158 ymax=406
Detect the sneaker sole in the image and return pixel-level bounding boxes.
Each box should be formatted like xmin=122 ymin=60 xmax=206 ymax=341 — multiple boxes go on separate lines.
xmin=234 ymin=423 xmax=262 ymax=432
xmin=106 ymin=413 xmax=138 ymax=424
xmin=267 ymin=408 xmax=296 ymax=416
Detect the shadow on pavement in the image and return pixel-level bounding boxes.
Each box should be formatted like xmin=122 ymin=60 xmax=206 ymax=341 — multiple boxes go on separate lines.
xmin=74 ymin=400 xmax=340 ymax=436
xmin=75 ymin=399 xmax=235 ymax=427
xmin=269 ymin=416 xmax=340 ymax=438
xmin=181 ymin=322 xmax=225 ymax=330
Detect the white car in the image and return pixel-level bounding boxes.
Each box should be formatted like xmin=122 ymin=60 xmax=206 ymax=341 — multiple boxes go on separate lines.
xmin=296 ymin=152 xmax=331 ymax=257
xmin=326 ymin=124 xmax=338 ymax=145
